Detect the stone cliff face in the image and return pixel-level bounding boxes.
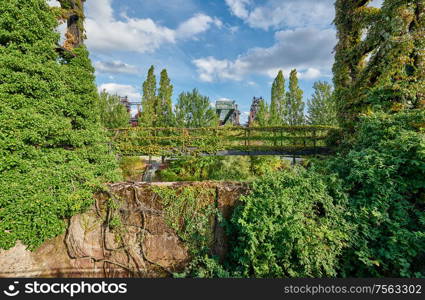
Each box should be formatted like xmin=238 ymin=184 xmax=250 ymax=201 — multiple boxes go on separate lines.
xmin=0 ymin=182 xmax=247 ymax=278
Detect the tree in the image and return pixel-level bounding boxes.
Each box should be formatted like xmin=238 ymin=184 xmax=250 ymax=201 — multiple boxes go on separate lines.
xmin=139 ymin=65 xmax=157 ymax=126
xmin=175 ymin=89 xmax=217 ymax=128
xmin=255 ymin=98 xmax=269 ymax=127
xmin=307 ymin=81 xmax=337 ymax=125
xmin=0 ymin=0 xmax=120 ymax=250
xmin=98 ymin=90 xmax=130 ymax=129
xmin=286 ymin=69 xmax=304 ymax=125
xmin=270 ymin=70 xmax=286 ymax=125
xmin=157 ymin=69 xmax=174 ymax=127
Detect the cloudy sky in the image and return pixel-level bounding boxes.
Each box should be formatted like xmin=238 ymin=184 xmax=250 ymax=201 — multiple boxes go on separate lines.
xmin=49 ymin=0 xmax=383 ymax=122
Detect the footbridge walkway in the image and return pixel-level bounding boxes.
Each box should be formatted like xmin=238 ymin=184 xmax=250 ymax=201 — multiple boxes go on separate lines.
xmin=110 ymin=126 xmax=339 ymax=156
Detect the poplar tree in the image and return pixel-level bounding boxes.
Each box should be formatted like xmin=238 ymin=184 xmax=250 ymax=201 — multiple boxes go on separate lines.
xmin=157 ymin=69 xmax=174 ymax=126
xmin=286 ymin=69 xmax=304 ymax=125
xmin=139 ymin=65 xmax=157 ymax=126
xmin=307 ymin=81 xmax=337 ymax=125
xmin=270 ymin=70 xmax=286 ymax=125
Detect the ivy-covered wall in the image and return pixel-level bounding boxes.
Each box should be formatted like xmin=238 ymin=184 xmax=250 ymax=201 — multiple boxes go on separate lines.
xmin=0 ymin=0 xmax=120 ymax=250
xmin=333 ymin=0 xmax=425 ymax=129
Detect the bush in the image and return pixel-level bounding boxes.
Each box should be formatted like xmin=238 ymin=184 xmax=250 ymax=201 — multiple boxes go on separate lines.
xmin=328 ymin=110 xmax=425 ymax=277
xmin=228 ymin=168 xmax=350 ymax=278
xmin=159 ymin=155 xmax=287 ymax=182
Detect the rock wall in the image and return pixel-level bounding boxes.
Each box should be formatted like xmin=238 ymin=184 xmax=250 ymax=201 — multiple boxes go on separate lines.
xmin=0 ymin=182 xmax=247 ymax=278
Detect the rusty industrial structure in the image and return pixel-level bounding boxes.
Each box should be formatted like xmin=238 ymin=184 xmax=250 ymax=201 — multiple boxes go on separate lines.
xmin=215 ymin=99 xmax=240 ymax=126
xmin=119 ymin=96 xmax=141 ymax=127
xmin=248 ymin=97 xmax=264 ymax=126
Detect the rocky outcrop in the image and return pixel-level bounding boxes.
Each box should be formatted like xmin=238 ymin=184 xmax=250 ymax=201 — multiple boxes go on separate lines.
xmin=0 ymin=182 xmax=247 ymax=278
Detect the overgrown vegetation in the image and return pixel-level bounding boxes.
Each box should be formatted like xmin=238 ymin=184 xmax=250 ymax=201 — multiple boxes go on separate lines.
xmin=153 ymin=186 xmax=218 ymax=254
xmin=228 ymin=168 xmax=350 ymax=278
xmin=98 ymin=90 xmax=130 ymax=129
xmin=333 ymin=0 xmax=425 ymax=129
xmin=119 ymin=156 xmax=146 ymax=181
xmin=159 ymin=156 xmax=288 ymax=182
xmin=0 ymin=0 xmax=423 ymax=281
xmin=328 ymin=110 xmax=425 ymax=277
xmin=175 ymin=110 xmax=425 ymax=278
xmin=0 ymin=0 xmax=120 ymax=250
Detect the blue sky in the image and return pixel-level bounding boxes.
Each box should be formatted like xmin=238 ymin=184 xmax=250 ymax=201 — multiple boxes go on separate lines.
xmin=49 ymin=0 xmax=383 ymax=123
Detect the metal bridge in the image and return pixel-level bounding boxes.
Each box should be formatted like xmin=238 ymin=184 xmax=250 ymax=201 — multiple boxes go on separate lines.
xmin=110 ymin=126 xmax=339 ymax=156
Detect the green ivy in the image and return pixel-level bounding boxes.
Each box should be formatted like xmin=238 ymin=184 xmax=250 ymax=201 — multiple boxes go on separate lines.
xmin=227 ymin=168 xmax=350 ymax=278
xmin=0 ymin=0 xmax=120 ymax=250
xmin=327 ymin=110 xmax=425 ymax=277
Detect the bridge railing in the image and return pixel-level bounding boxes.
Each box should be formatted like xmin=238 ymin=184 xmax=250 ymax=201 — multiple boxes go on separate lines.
xmin=110 ymin=125 xmax=339 ymax=156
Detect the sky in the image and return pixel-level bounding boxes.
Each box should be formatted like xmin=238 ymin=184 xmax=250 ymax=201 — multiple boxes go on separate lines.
xmin=48 ymin=0 xmax=383 ymax=123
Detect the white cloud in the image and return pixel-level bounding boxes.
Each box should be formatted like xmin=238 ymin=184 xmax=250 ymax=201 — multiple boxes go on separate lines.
xmin=368 ymin=0 xmax=384 ymax=8
xmin=240 ymin=111 xmax=250 ymax=124
xmin=225 ymin=0 xmax=251 ymax=19
xmin=94 ymin=61 xmax=139 ymax=74
xmin=85 ymin=0 xmax=221 ymax=53
xmin=193 ymin=27 xmax=335 ymax=82
xmin=225 ymin=0 xmax=334 ymax=30
xmin=98 ymin=83 xmax=141 ymax=103
xmin=176 ymin=14 xmax=222 ymax=39
xmin=47 ymin=0 xmax=60 ymax=7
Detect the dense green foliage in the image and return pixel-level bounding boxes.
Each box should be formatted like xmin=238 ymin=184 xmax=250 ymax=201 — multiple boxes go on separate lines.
xmin=0 ymin=0 xmax=120 ymax=250
xmin=98 ymin=90 xmax=130 ymax=129
xmin=254 ymin=98 xmax=269 ymax=127
xmin=153 ymin=186 xmax=217 ymax=253
xmin=175 ymin=89 xmax=217 ymax=128
xmin=176 ymin=111 xmax=425 ymax=278
xmin=286 ymin=69 xmax=304 ymax=125
xmin=157 ymin=69 xmax=174 ymax=126
xmin=307 ymin=81 xmax=337 ymax=125
xmin=227 ymin=168 xmax=350 ymax=277
xmin=112 ymin=125 xmax=335 ymax=157
xmin=159 ymin=156 xmax=287 ymax=182
xmin=139 ymin=65 xmax=157 ymax=127
xmin=139 ymin=66 xmax=175 ymax=127
xmin=327 ymin=110 xmax=425 ymax=277
xmin=333 ymin=0 xmax=424 ymax=128
xmin=270 ymin=70 xmax=286 ymax=126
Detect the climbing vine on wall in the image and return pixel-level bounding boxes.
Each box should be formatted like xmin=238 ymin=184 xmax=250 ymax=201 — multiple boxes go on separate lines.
xmin=152 ymin=186 xmax=218 ymax=255
xmin=333 ymin=0 xmax=425 ymax=129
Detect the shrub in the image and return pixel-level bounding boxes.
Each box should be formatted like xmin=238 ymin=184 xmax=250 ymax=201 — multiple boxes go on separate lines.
xmin=328 ymin=110 xmax=425 ymax=277
xmin=228 ymin=168 xmax=350 ymax=278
